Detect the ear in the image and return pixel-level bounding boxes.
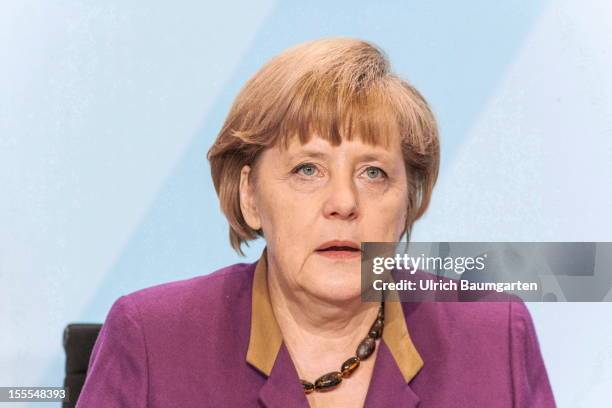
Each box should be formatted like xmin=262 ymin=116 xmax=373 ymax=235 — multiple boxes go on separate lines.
xmin=239 ymin=165 xmax=262 ymax=231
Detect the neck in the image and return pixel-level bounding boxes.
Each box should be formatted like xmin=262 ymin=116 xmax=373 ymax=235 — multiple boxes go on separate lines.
xmin=266 ymin=254 xmax=380 ymax=377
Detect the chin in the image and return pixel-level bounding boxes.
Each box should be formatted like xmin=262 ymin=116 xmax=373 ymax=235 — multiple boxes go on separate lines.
xmin=305 ymin=272 xmax=363 ymax=303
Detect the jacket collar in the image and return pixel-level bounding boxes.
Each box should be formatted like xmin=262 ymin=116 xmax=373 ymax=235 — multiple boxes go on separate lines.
xmin=246 ymin=246 xmax=283 ymax=376
xmin=246 ymin=246 xmax=424 ymax=406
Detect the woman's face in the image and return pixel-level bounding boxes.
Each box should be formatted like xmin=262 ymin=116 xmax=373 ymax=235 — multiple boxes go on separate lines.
xmin=240 ymin=135 xmax=409 ymax=302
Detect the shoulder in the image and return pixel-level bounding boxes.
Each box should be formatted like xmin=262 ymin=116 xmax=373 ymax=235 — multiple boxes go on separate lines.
xmin=79 ymin=262 xmax=259 ymax=406
xmin=403 ymin=269 xmax=533 ymax=334
xmin=404 ymin=296 xmax=533 ymax=345
xmin=111 ymin=261 xmax=257 ymax=326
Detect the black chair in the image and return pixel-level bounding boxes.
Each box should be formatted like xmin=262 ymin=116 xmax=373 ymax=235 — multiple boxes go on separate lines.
xmin=63 ymin=323 xmax=102 ymax=408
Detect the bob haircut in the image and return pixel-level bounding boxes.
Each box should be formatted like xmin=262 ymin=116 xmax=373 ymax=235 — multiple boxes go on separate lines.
xmin=207 ymin=37 xmax=440 ymax=256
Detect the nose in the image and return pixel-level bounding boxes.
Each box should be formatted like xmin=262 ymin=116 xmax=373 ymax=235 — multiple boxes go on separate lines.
xmin=322 ymin=173 xmax=359 ymax=221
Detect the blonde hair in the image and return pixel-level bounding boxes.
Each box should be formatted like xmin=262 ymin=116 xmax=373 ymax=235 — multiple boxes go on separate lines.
xmin=207 ymin=37 xmax=440 ymax=256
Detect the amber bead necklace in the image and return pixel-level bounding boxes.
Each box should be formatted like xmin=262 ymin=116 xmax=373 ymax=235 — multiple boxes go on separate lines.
xmin=300 ymin=301 xmax=384 ymax=394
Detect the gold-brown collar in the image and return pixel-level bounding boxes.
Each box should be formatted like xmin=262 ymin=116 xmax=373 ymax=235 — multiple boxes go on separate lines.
xmin=246 ymin=247 xmax=424 ymax=382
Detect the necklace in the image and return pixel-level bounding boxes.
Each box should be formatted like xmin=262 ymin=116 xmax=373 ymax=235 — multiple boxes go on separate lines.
xmin=300 ymin=301 xmax=384 ymax=394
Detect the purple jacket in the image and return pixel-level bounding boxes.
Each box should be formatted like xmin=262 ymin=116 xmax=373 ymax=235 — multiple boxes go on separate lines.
xmin=77 ymin=248 xmax=556 ymax=407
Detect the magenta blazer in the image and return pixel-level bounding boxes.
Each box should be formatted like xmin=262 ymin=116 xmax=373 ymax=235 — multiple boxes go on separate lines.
xmin=77 ymin=249 xmax=556 ymax=407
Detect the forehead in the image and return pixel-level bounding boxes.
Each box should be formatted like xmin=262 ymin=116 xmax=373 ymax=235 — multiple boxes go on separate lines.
xmin=277 ymin=132 xmax=403 ymax=157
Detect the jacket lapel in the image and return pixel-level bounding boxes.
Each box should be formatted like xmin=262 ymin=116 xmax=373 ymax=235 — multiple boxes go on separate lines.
xmin=257 ymin=342 xmax=310 ymax=408
xmin=364 ymin=340 xmax=421 ymax=407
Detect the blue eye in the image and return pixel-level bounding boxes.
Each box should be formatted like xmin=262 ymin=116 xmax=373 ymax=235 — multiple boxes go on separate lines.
xmin=364 ymin=166 xmax=386 ymax=180
xmin=296 ymin=163 xmax=318 ymax=177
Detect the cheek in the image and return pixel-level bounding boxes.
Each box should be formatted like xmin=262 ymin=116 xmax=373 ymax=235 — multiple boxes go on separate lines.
xmin=361 ymin=189 xmax=408 ymax=238
xmin=257 ymin=184 xmax=318 ymax=243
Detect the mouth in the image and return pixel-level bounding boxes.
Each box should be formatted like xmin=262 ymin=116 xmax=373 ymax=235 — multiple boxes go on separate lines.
xmin=315 ymin=240 xmax=361 ymax=259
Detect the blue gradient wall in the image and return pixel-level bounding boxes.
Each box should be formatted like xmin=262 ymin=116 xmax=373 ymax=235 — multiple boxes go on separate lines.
xmin=1 ymin=1 xmax=611 ymax=406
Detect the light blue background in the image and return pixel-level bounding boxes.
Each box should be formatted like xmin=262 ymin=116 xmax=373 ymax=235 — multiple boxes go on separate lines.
xmin=1 ymin=1 xmax=611 ymax=406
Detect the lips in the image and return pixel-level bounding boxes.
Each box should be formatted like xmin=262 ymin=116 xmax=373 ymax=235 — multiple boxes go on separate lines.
xmin=315 ymin=240 xmax=361 ymax=252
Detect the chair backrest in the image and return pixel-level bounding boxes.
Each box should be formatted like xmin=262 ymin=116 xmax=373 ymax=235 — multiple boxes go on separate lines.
xmin=63 ymin=323 xmax=102 ymax=408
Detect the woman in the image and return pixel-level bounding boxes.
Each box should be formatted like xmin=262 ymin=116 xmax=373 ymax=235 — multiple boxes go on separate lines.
xmin=77 ymin=38 xmax=556 ymax=407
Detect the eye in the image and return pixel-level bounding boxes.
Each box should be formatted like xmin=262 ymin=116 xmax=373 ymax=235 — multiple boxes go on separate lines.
xmin=294 ymin=163 xmax=320 ymax=177
xmin=363 ymin=166 xmax=387 ymax=180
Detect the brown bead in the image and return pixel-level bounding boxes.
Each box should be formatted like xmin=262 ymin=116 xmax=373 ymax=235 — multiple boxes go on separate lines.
xmin=378 ymin=303 xmax=385 ymax=321
xmin=340 ymin=356 xmax=360 ymax=378
xmin=368 ymin=318 xmax=384 ymax=339
xmin=301 ymin=380 xmax=315 ymax=394
xmin=314 ymin=372 xmax=343 ymax=392
xmin=356 ymin=337 xmax=376 ymax=360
